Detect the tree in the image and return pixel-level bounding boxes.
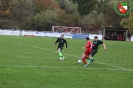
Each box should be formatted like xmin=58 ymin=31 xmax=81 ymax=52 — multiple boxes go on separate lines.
xmin=120 ymin=18 xmax=129 ymax=29
xmin=0 ymin=0 xmax=16 ymax=16
xmin=0 ymin=0 xmax=16 ymax=29
xmin=21 ymin=15 xmax=35 ymax=30
xmin=34 ymin=0 xmax=60 ymax=13
xmin=56 ymin=0 xmax=78 ymax=14
xmin=128 ymin=12 xmax=133 ymax=33
xmin=80 ymin=10 xmax=105 ymax=33
xmin=121 ymin=12 xmax=133 ymax=33
xmin=95 ymin=0 xmax=111 ymax=14
xmin=71 ymin=0 xmax=97 ymax=16
xmin=34 ymin=10 xmax=59 ymax=31
xmin=104 ymin=4 xmax=123 ymax=27
xmin=11 ymin=0 xmax=34 ymax=29
xmin=59 ymin=12 xmax=81 ymax=26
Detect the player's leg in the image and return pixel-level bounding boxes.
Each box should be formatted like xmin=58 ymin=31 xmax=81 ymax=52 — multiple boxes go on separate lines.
xmin=57 ymin=46 xmax=64 ymax=59
xmin=92 ymin=49 xmax=97 ymax=57
xmin=87 ymin=54 xmax=93 ymax=63
xmin=82 ymin=53 xmax=88 ymax=66
xmin=82 ymin=50 xmax=90 ymax=66
xmin=92 ymin=50 xmax=97 ymax=61
xmin=87 ymin=49 xmax=97 ymax=62
xmin=129 ymin=38 xmax=131 ymax=41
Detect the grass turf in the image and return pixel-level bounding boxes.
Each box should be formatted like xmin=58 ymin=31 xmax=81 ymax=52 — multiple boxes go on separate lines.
xmin=0 ymin=35 xmax=133 ymax=88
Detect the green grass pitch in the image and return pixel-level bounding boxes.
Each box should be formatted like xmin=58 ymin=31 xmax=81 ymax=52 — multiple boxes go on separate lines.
xmin=0 ymin=35 xmax=133 ymax=88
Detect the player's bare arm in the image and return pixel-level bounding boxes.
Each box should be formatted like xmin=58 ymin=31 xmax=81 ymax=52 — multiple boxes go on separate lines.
xmin=103 ymin=43 xmax=107 ymax=51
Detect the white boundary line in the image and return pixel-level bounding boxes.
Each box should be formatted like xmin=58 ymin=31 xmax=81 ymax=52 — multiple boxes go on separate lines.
xmin=0 ymin=65 xmax=132 ymax=71
xmin=0 ymin=39 xmax=133 ymax=72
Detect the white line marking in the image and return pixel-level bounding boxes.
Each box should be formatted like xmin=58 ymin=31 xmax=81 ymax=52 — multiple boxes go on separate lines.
xmin=0 ymin=65 xmax=132 ymax=71
xmin=0 ymin=39 xmax=133 ymax=72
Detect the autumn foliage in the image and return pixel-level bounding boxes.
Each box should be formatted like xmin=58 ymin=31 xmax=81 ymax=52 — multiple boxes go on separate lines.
xmin=35 ymin=0 xmax=60 ymax=12
xmin=0 ymin=0 xmax=133 ymax=33
xmin=0 ymin=0 xmax=16 ymax=16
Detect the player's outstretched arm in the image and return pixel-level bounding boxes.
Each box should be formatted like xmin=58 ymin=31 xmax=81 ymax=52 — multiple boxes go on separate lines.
xmin=82 ymin=47 xmax=85 ymax=49
xmin=103 ymin=43 xmax=107 ymax=51
xmin=53 ymin=38 xmax=59 ymax=45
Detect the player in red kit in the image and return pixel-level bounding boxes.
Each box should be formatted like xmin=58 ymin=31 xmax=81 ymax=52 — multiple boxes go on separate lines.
xmin=81 ymin=37 xmax=93 ymax=67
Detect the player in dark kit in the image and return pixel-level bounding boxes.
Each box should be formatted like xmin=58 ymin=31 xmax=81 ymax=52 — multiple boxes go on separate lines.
xmin=53 ymin=34 xmax=68 ymax=59
xmin=88 ymin=36 xmax=107 ymax=63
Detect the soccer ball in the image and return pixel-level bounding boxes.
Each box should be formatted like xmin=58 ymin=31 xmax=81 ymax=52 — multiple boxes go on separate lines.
xmin=59 ymin=57 xmax=65 ymax=60
xmin=78 ymin=60 xmax=82 ymax=63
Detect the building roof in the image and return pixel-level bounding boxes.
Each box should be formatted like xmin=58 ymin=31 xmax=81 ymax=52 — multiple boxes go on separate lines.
xmin=99 ymin=27 xmax=128 ymax=31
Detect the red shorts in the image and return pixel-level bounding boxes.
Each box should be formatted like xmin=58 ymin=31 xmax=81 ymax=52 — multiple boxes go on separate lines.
xmin=84 ymin=49 xmax=92 ymax=56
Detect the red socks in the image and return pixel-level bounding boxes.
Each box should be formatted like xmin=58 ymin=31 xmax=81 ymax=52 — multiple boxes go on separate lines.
xmin=82 ymin=58 xmax=87 ymax=64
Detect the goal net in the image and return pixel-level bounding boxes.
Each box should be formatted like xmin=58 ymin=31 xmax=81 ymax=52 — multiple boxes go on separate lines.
xmin=52 ymin=26 xmax=81 ymax=33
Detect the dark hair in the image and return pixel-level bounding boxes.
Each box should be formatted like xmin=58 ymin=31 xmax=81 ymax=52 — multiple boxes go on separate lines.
xmin=94 ymin=36 xmax=98 ymax=39
xmin=86 ymin=37 xmax=90 ymax=40
xmin=61 ymin=34 xmax=64 ymax=36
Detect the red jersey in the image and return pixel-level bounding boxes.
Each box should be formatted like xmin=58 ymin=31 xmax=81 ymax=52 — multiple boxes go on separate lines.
xmin=84 ymin=40 xmax=92 ymax=50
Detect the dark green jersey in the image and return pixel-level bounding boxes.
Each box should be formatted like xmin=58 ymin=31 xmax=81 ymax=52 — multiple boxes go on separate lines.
xmin=54 ymin=38 xmax=68 ymax=48
xmin=92 ymin=40 xmax=103 ymax=50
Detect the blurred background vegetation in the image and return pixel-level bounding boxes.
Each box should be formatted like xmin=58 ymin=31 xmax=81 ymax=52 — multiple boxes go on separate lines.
xmin=0 ymin=0 xmax=133 ymax=33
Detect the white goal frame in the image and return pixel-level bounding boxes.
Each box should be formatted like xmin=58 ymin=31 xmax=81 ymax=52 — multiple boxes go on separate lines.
xmin=52 ymin=26 xmax=81 ymax=34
